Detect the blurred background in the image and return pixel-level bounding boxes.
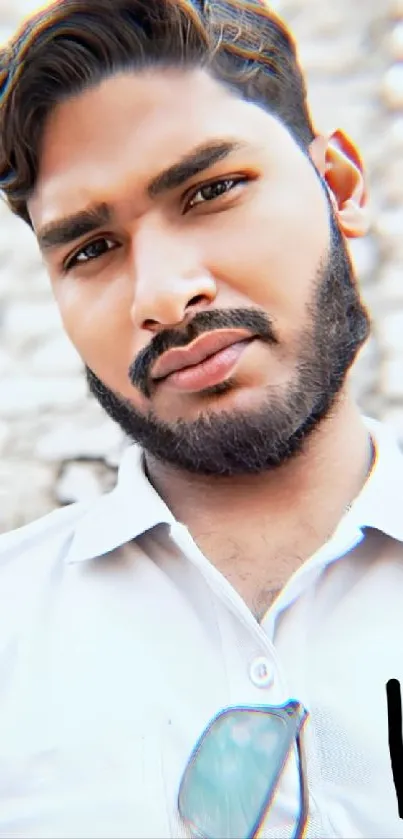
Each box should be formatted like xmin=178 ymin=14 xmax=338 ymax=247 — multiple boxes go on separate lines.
xmin=0 ymin=0 xmax=403 ymax=533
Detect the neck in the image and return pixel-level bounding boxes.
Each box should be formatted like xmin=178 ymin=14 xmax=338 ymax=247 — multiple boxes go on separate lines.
xmin=144 ymin=391 xmax=373 ymax=615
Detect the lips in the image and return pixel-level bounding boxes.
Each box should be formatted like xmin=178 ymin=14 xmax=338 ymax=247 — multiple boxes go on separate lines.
xmin=151 ymin=329 xmax=254 ymax=381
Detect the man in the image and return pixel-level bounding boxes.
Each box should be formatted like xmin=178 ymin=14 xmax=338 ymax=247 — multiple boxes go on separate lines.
xmin=0 ymin=0 xmax=401 ymax=835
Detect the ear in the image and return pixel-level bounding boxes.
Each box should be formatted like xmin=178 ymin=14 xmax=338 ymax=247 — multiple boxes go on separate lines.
xmin=308 ymin=130 xmax=370 ymax=239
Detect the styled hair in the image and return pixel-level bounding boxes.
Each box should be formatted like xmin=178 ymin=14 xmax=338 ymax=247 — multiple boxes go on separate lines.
xmin=0 ymin=0 xmax=315 ymax=226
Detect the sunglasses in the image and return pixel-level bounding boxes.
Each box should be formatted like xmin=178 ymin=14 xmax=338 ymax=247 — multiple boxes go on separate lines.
xmin=178 ymin=700 xmax=309 ymax=839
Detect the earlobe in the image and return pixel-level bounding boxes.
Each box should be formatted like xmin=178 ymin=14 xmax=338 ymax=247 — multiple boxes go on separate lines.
xmin=309 ymin=130 xmax=370 ymax=239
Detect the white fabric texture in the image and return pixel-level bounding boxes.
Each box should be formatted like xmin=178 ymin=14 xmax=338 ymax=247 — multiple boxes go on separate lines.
xmin=0 ymin=416 xmax=402 ymax=837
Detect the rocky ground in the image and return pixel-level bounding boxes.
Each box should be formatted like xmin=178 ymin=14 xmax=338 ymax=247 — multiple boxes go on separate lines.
xmin=0 ymin=0 xmax=402 ymax=532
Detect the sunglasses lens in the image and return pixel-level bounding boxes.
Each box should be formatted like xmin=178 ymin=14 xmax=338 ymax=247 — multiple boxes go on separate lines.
xmin=178 ymin=709 xmax=293 ymax=839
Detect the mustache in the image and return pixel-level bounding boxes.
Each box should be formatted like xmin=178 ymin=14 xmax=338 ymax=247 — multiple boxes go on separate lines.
xmin=128 ymin=307 xmax=278 ymax=398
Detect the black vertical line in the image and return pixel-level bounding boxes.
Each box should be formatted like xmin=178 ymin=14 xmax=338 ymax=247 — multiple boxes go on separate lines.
xmin=386 ymin=679 xmax=403 ymax=818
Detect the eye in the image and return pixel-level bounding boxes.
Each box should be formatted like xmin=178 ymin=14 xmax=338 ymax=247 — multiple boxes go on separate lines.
xmin=185 ymin=177 xmax=247 ymax=211
xmin=64 ymin=237 xmax=118 ymax=272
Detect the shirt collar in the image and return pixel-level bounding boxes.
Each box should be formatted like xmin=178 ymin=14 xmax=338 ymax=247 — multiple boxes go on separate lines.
xmin=66 ymin=445 xmax=176 ymax=563
xmin=65 ymin=416 xmax=403 ymax=564
xmin=347 ymin=416 xmax=403 ymax=541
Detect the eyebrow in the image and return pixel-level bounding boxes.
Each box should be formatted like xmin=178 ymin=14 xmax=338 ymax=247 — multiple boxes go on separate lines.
xmin=37 ymin=203 xmax=112 ymax=252
xmin=147 ymin=139 xmax=244 ymax=198
xmin=37 ymin=139 xmax=245 ymax=253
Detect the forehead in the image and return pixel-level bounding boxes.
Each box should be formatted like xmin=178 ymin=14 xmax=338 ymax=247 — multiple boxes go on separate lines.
xmin=30 ymin=68 xmax=288 ymax=227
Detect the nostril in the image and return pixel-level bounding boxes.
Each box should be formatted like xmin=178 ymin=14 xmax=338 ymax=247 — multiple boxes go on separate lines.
xmin=188 ymin=294 xmax=208 ymax=307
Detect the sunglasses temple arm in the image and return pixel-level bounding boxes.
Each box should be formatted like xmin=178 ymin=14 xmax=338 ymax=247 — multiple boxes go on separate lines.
xmin=292 ymin=732 xmax=309 ymax=839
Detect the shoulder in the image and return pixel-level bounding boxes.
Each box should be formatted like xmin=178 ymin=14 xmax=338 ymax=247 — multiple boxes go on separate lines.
xmin=0 ymin=500 xmax=88 ymax=567
xmin=0 ymin=501 xmax=96 ymax=649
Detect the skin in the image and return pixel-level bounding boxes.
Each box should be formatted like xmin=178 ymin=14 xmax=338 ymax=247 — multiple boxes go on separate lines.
xmin=29 ymin=68 xmax=373 ymax=619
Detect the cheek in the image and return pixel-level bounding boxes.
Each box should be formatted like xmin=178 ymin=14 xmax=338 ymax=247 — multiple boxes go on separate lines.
xmin=205 ymin=172 xmax=330 ymax=319
xmin=52 ymin=278 xmax=135 ymax=387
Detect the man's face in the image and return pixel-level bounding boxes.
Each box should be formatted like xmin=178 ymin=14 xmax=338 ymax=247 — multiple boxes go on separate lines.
xmin=29 ymin=68 xmax=369 ymax=476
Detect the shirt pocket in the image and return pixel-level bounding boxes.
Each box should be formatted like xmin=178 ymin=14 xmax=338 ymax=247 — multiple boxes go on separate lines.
xmin=0 ymin=730 xmax=172 ymax=839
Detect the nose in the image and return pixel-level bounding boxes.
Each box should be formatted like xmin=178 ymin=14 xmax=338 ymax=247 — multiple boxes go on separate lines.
xmin=129 ymin=219 xmax=217 ymax=332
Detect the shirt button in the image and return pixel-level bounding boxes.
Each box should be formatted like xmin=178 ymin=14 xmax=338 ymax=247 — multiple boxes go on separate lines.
xmin=249 ymin=656 xmax=273 ymax=688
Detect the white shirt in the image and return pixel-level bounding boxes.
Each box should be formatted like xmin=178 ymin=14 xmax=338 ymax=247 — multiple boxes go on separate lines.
xmin=0 ymin=416 xmax=402 ymax=838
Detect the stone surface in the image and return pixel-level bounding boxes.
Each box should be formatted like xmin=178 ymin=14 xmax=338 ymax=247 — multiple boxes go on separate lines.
xmin=0 ymin=460 xmax=56 ymax=533
xmin=375 ymin=209 xmax=403 ymax=260
xmin=0 ymin=376 xmax=87 ymax=417
xmin=378 ymin=312 xmax=403 ymax=353
xmin=381 ymin=407 xmax=403 ymax=437
xmin=36 ymin=418 xmax=125 ymax=463
xmin=0 ymin=347 xmax=13 ymax=377
xmin=381 ymin=356 xmax=403 ymax=399
xmin=382 ymin=157 xmax=403 ymax=205
xmin=30 ymin=335 xmax=83 ymax=376
xmin=349 ymin=237 xmax=379 ymax=284
xmin=2 ymin=301 xmax=64 ymax=352
xmin=0 ymin=421 xmax=9 ymax=455
xmin=56 ymin=462 xmax=105 ymax=505
xmin=387 ymin=115 xmax=403 ymax=150
xmin=378 ymin=264 xmax=403 ymax=305
xmin=382 ymin=64 xmax=403 ymax=109
xmin=390 ymin=0 xmax=403 ymax=18
xmin=389 ymin=22 xmax=403 ymax=60
xmin=0 ymin=0 xmax=402 ymax=531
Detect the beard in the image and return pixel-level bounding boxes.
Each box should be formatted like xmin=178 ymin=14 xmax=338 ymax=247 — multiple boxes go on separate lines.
xmin=85 ymin=212 xmax=370 ymax=477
